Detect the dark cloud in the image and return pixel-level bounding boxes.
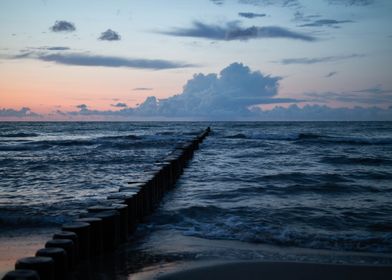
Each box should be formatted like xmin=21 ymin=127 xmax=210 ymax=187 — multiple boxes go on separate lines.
xmin=325 ymin=0 xmax=374 ymax=6
xmin=299 ymin=19 xmax=353 ymax=28
xmin=133 ymin=62 xmax=299 ymax=118
xmin=325 ymin=71 xmax=337 ymax=78
xmin=111 ymin=102 xmax=128 ymax=108
xmin=0 ymin=107 xmax=40 ymax=118
xmin=278 ymin=54 xmax=365 ymax=64
xmin=238 ymin=12 xmax=267 ymax=18
xmin=161 ymin=21 xmax=317 ymax=42
xmin=12 ymin=52 xmax=194 ymax=70
xmin=98 ymin=29 xmax=121 ymax=41
xmin=76 ymin=104 xmax=88 ymax=111
xmin=50 ymin=21 xmax=76 ymax=32
xmin=133 ymin=87 xmax=153 ymax=91
xmin=46 ymin=46 xmax=70 ymax=51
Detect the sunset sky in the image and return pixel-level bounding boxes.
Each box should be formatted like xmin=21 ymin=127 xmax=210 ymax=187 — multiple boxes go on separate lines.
xmin=1 ymin=0 xmax=392 ymax=120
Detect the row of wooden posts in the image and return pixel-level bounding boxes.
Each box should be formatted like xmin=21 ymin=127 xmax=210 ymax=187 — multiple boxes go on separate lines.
xmin=2 ymin=127 xmax=211 ymax=280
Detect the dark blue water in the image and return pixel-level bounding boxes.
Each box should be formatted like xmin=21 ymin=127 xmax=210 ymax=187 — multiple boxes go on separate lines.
xmin=1 ymin=122 xmax=391 ymax=255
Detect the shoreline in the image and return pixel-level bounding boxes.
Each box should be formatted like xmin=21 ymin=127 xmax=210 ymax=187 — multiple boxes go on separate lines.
xmin=1 ymin=228 xmax=391 ymax=279
xmin=153 ymin=260 xmax=392 ymax=280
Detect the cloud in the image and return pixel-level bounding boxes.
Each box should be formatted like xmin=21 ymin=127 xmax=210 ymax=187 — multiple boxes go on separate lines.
xmin=0 ymin=107 xmax=40 ymax=118
xmin=50 ymin=21 xmax=76 ymax=32
xmin=354 ymin=85 xmax=392 ymax=94
xmin=98 ymin=29 xmax=121 ymax=41
xmin=12 ymin=52 xmax=194 ymax=70
xmin=239 ymin=0 xmax=300 ymax=8
xmin=325 ymin=71 xmax=337 ymax=78
xmin=133 ymin=87 xmax=153 ymax=91
xmin=111 ymin=102 xmax=128 ymax=108
xmin=210 ymin=0 xmax=224 ymax=5
xmin=253 ymin=104 xmax=392 ymax=121
xmin=161 ymin=21 xmax=317 ymax=41
xmin=50 ymin=63 xmax=391 ymax=121
xmin=305 ymin=88 xmax=392 ymax=105
xmin=76 ymin=104 xmax=88 ymax=110
xmin=133 ymin=62 xmax=300 ymax=118
xmin=238 ymin=12 xmax=267 ymax=18
xmin=299 ymin=19 xmax=353 ymax=28
xmin=57 ymin=103 xmax=392 ymax=121
xmin=45 ymin=46 xmax=70 ymax=51
xmin=64 ymin=104 xmax=134 ymax=117
xmin=277 ymin=53 xmax=365 ymax=64
xmin=325 ymin=0 xmax=374 ymax=6
xmin=24 ymin=46 xmax=70 ymax=51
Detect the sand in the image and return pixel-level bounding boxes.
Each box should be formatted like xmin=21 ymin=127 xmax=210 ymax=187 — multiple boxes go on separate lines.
xmin=157 ymin=261 xmax=392 ymax=280
xmin=0 ymin=228 xmax=54 ymax=278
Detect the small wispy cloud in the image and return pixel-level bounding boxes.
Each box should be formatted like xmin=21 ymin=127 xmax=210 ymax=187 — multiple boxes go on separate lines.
xmin=12 ymin=52 xmax=194 ymax=70
xmin=210 ymin=0 xmax=224 ymax=5
xmin=325 ymin=71 xmax=337 ymax=78
xmin=325 ymin=0 xmax=374 ymax=6
xmin=50 ymin=20 xmax=76 ymax=32
xmin=238 ymin=12 xmax=267 ymax=19
xmin=354 ymin=85 xmax=392 ymax=94
xmin=277 ymin=54 xmax=365 ymax=64
xmin=299 ymin=19 xmax=353 ymax=28
xmin=133 ymin=87 xmax=153 ymax=91
xmin=239 ymin=0 xmax=300 ymax=8
xmin=98 ymin=29 xmax=121 ymax=41
xmin=161 ymin=21 xmax=317 ymax=42
xmin=111 ymin=102 xmax=128 ymax=108
xmin=24 ymin=46 xmax=70 ymax=51
xmin=45 ymin=46 xmax=70 ymax=51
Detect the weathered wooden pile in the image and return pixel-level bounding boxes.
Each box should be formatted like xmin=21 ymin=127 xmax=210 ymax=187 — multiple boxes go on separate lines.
xmin=2 ymin=127 xmax=211 ymax=280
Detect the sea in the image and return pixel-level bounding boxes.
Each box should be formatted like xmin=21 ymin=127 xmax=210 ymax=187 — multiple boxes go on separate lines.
xmin=1 ymin=122 xmax=392 ymax=270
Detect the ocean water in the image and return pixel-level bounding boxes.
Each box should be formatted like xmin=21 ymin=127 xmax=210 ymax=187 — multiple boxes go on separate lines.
xmin=1 ymin=122 xmax=392 ymax=256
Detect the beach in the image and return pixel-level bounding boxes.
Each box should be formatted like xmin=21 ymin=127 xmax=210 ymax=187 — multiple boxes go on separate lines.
xmin=0 ymin=229 xmax=55 ymax=278
xmin=155 ymin=261 xmax=392 ymax=280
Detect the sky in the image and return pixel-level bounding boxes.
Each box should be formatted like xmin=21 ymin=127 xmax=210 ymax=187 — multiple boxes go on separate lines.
xmin=0 ymin=0 xmax=392 ymax=120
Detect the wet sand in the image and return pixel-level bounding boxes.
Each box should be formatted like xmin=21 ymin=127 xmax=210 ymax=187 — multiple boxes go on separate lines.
xmin=1 ymin=229 xmax=392 ymax=279
xmin=156 ymin=261 xmax=392 ymax=280
xmin=0 ymin=228 xmax=54 ymax=278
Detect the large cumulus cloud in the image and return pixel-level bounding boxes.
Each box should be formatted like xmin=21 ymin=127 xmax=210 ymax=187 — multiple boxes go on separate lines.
xmin=135 ymin=63 xmax=297 ymax=118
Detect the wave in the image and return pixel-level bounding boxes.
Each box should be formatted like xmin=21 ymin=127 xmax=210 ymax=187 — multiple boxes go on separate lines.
xmin=223 ymin=131 xmax=392 ymax=145
xmin=0 ymin=143 xmax=51 ymax=151
xmin=225 ymin=133 xmax=247 ymax=139
xmin=321 ymin=155 xmax=392 ymax=166
xmin=154 ymin=209 xmax=392 ymax=253
xmin=297 ymin=133 xmax=392 ymax=145
xmin=0 ymin=132 xmax=40 ymax=138
xmin=0 ymin=213 xmax=70 ymax=227
xmin=98 ymin=134 xmax=142 ymax=141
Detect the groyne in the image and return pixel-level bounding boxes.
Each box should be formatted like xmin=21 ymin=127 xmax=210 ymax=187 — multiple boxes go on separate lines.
xmin=2 ymin=127 xmax=211 ymax=280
